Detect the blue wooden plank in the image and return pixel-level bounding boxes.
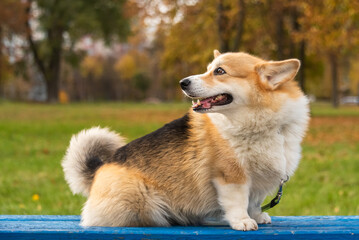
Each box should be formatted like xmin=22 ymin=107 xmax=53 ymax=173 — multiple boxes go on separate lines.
xmin=0 ymin=215 xmax=358 ymax=240
xmin=0 ymin=215 xmax=80 ymax=221
xmin=1 ymin=216 xmax=358 ymax=228
xmin=1 ymin=232 xmax=358 ymax=240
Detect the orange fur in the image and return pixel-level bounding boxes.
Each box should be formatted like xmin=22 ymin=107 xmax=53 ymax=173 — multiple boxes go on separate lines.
xmin=65 ymin=50 xmax=308 ymax=231
xmin=202 ymin=52 xmax=303 ymax=112
xmin=190 ymin=112 xmax=246 ymax=185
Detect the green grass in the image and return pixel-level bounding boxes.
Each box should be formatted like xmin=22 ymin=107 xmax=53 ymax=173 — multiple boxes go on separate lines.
xmin=0 ymin=102 xmax=358 ymax=216
xmin=310 ymin=102 xmax=359 ymax=117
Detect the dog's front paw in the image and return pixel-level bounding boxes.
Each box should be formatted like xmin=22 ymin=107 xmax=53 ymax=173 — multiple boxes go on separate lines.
xmin=253 ymin=212 xmax=271 ymax=224
xmin=230 ymin=218 xmax=258 ymax=231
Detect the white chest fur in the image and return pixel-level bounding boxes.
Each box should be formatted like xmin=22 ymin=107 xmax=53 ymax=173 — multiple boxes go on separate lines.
xmin=208 ymin=96 xmax=309 ymax=194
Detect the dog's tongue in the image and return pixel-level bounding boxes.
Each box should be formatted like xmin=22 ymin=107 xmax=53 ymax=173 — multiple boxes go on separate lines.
xmin=200 ymin=99 xmax=212 ymax=109
xmin=192 ymin=94 xmax=228 ymax=110
xmin=192 ymin=98 xmax=212 ymax=109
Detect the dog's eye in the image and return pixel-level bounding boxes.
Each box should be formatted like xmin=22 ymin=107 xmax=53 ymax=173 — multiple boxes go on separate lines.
xmin=214 ymin=67 xmax=226 ymax=75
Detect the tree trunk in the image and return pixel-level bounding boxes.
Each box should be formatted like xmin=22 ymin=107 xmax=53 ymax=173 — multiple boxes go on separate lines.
xmin=232 ymin=0 xmax=246 ymax=51
xmin=276 ymin=14 xmax=284 ymax=60
xmin=25 ymin=1 xmax=47 ymax=79
xmin=217 ymin=0 xmax=246 ymax=52
xmin=290 ymin=4 xmax=306 ymax=93
xmin=45 ymin=25 xmax=63 ymax=102
xmin=25 ymin=0 xmax=63 ymax=102
xmin=329 ymin=54 xmax=339 ymax=108
xmin=298 ymin=40 xmax=306 ymax=93
xmin=46 ymin=78 xmax=59 ymax=103
xmin=217 ymin=0 xmax=230 ymax=52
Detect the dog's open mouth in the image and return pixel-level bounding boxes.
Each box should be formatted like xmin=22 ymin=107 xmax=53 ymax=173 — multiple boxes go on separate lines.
xmin=191 ymin=93 xmax=233 ymax=111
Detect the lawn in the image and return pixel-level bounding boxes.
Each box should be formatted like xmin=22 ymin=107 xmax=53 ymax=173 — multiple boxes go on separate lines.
xmin=0 ymin=102 xmax=358 ymax=217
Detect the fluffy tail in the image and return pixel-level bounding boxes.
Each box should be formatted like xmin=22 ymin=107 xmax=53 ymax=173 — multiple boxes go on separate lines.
xmin=62 ymin=127 xmax=126 ymax=197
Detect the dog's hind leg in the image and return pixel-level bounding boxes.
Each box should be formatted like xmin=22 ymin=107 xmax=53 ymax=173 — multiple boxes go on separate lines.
xmin=80 ymin=163 xmax=171 ymax=227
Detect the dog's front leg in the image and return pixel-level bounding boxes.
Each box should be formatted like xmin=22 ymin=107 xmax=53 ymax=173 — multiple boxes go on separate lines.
xmin=248 ymin=192 xmax=272 ymax=224
xmin=213 ymin=178 xmax=258 ymax=231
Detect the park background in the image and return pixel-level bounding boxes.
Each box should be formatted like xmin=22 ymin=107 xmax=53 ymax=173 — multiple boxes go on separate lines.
xmin=0 ymin=0 xmax=358 ymax=217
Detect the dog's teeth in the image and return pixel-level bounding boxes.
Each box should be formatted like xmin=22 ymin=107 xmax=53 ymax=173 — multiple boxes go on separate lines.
xmin=197 ymin=99 xmax=200 ymax=104
xmin=192 ymin=100 xmax=195 ymax=106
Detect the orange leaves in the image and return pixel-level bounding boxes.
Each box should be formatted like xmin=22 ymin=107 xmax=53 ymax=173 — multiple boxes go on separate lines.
xmin=0 ymin=0 xmax=27 ymax=33
xmin=114 ymin=50 xmax=150 ymax=82
xmin=80 ymin=56 xmax=104 ymax=79
xmin=59 ymin=90 xmax=69 ymax=104
xmin=114 ymin=54 xmax=136 ymax=80
xmin=298 ymin=0 xmax=359 ymax=53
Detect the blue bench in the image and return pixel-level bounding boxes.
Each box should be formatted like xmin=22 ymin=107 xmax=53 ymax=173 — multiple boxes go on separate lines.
xmin=0 ymin=215 xmax=358 ymax=239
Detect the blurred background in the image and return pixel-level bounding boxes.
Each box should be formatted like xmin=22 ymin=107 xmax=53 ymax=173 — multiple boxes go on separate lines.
xmin=0 ymin=0 xmax=358 ymax=216
xmin=1 ymin=0 xmax=359 ymax=106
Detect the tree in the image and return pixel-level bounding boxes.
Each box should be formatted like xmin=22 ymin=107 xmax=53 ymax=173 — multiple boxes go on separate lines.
xmin=160 ymin=1 xmax=218 ymax=99
xmin=256 ymin=0 xmax=307 ymax=92
xmin=0 ymin=0 xmax=27 ymax=97
xmin=114 ymin=49 xmax=151 ymax=100
xmin=298 ymin=0 xmax=359 ymax=107
xmin=136 ymin=0 xmax=359 ymax=103
xmin=25 ymin=0 xmax=130 ymax=102
xmin=217 ymin=0 xmax=246 ymax=52
xmin=79 ymin=55 xmax=104 ymax=101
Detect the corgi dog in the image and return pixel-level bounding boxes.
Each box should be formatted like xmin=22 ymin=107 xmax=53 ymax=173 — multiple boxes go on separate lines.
xmin=62 ymin=50 xmax=309 ymax=231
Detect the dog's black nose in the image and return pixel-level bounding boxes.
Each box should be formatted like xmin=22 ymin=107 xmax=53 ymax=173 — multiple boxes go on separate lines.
xmin=180 ymin=78 xmax=191 ymax=90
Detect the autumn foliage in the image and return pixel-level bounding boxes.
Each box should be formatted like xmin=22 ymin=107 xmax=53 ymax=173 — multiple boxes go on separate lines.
xmin=1 ymin=0 xmax=359 ymax=105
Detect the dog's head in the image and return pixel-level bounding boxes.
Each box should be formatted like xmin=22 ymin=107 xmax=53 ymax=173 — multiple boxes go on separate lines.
xmin=180 ymin=50 xmax=301 ymax=113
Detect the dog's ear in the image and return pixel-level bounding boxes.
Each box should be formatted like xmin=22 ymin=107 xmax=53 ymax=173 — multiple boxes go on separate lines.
xmin=255 ymin=59 xmax=300 ymax=90
xmin=214 ymin=49 xmax=221 ymax=58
